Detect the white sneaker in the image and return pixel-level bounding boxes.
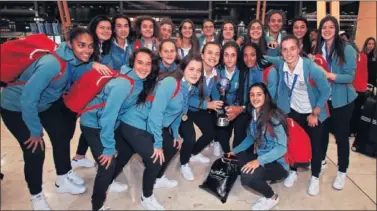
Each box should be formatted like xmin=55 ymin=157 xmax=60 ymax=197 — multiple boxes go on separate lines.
xmin=308 ymin=176 xmax=320 ymax=196
xmin=251 ymin=195 xmax=279 ymax=210
xmin=154 ymin=175 xmax=178 ymax=189
xmin=31 ymin=192 xmax=50 ymax=210
xmin=141 ymin=194 xmax=165 ymax=210
xmin=189 ymin=154 xmax=210 ymax=164
xmin=213 ymin=142 xmax=221 ymax=156
xmin=333 ymin=171 xmax=347 ymax=190
xmin=55 ymin=177 xmax=86 ymax=195
xmin=180 ymin=164 xmax=194 ymax=181
xmin=67 ymin=170 xmax=85 ymax=186
xmin=71 ymin=157 xmax=95 ymax=168
xmin=99 ymin=205 xmax=111 ymax=210
xmin=108 ymin=181 xmax=128 ymax=193
xmin=284 ymin=170 xmax=297 ymax=188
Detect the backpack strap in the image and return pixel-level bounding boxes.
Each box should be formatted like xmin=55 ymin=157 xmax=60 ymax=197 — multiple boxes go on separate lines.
xmin=50 ymin=52 xmax=67 ymax=81
xmin=6 ymin=52 xmax=66 ymax=87
xmin=78 ymin=102 xmax=106 ymax=115
xmin=146 ymin=79 xmax=181 ymax=102
xmin=171 ymin=79 xmax=181 ymax=99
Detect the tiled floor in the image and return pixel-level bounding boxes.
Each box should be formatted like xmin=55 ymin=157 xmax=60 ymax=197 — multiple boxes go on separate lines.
xmin=1 ymin=120 xmax=376 ymax=210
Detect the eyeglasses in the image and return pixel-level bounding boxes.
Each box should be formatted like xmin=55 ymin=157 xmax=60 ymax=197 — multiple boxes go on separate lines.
xmin=203 ymin=25 xmax=214 ymax=29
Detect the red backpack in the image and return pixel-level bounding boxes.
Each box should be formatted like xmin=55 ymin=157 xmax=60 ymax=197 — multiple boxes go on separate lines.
xmin=0 ymin=34 xmax=66 ymax=86
xmin=284 ymin=118 xmax=312 ymax=167
xmin=63 ymin=69 xmax=134 ymax=115
xmin=267 ymin=118 xmax=312 ymax=167
xmin=353 ymin=53 xmax=368 ymax=92
xmin=313 ymin=53 xmax=366 ymax=91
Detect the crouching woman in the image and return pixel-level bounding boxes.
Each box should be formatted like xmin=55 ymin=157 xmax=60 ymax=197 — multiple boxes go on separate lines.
xmin=230 ymin=83 xmax=288 ymax=211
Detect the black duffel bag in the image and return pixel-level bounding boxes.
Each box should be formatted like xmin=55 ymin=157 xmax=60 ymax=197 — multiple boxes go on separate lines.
xmin=353 ymin=85 xmax=377 ymax=158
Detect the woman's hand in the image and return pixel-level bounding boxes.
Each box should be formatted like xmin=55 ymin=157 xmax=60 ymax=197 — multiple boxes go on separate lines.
xmin=327 ymin=72 xmax=337 ymax=81
xmin=24 ymin=136 xmax=44 ymax=153
xmin=98 ymin=154 xmax=113 ymax=169
xmin=236 ymin=37 xmax=244 ymax=47
xmin=151 ymin=148 xmax=165 ymax=165
xmin=307 ymin=114 xmax=319 ymax=127
xmin=241 ymin=160 xmax=260 ymax=174
xmin=92 ymin=62 xmax=112 ymax=76
xmin=207 ymin=100 xmax=224 ymax=112
xmin=267 ymin=41 xmax=279 ymax=49
xmin=226 ymin=106 xmax=244 ymax=121
xmin=173 ymin=138 xmax=183 ymax=150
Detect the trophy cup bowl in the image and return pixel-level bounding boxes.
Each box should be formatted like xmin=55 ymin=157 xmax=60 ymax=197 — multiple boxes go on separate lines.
xmin=217 ymin=77 xmax=231 ymax=127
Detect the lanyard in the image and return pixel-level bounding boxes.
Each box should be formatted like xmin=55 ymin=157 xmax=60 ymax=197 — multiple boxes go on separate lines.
xmin=285 ymin=72 xmax=298 ymax=97
xmin=205 ymin=77 xmax=216 ymax=97
xmin=325 ymin=45 xmax=333 ymax=73
xmin=179 ymin=48 xmax=185 ymax=58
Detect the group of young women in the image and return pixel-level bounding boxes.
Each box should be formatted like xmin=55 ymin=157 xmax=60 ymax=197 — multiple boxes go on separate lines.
xmin=1 ymin=9 xmax=376 ymax=211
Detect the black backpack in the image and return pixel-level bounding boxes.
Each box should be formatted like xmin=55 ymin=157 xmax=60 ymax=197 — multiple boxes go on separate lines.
xmin=352 ymin=85 xmax=377 ymax=158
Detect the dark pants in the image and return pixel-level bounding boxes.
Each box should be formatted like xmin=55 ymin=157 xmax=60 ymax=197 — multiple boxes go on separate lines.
xmin=119 ymin=122 xmax=162 ymax=198
xmin=0 ymin=99 xmax=76 ymax=195
xmin=288 ymin=108 xmax=324 ymax=177
xmin=179 ymin=110 xmax=216 ymax=165
xmin=76 ymin=133 xmax=89 ymax=156
xmin=350 ymin=92 xmax=366 ymax=135
xmin=322 ymin=100 xmax=355 ymax=173
xmin=81 ymin=126 xmax=134 ymax=211
xmin=238 ymin=151 xmax=288 ymax=198
xmin=157 ymin=128 xmax=179 ymax=178
xmin=215 ymin=112 xmax=250 ymax=153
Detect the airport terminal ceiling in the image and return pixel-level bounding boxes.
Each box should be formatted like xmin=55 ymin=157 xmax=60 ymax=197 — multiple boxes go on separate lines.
xmin=0 ymin=1 xmax=360 ymax=36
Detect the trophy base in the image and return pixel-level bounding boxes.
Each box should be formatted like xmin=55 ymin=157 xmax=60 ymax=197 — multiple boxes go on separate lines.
xmin=217 ymin=116 xmax=230 ymax=127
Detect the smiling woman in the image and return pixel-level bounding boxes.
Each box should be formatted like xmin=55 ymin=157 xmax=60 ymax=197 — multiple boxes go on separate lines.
xmin=116 ymin=53 xmax=204 ymax=210
xmin=79 ymin=48 xmax=160 ymax=211
xmin=0 ymin=27 xmax=95 ymax=210
xmin=276 ymin=35 xmax=332 ymax=196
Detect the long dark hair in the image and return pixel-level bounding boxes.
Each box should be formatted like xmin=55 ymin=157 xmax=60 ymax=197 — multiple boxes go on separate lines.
xmin=158 ymin=39 xmax=181 ymax=66
xmin=87 ymin=15 xmax=112 ymax=61
xmin=134 ymin=16 xmax=159 ymax=39
xmin=291 ymin=17 xmax=311 ymax=55
xmin=111 ymin=14 xmax=134 ymax=42
xmin=178 ymin=19 xmax=200 ymax=54
xmin=245 ymin=19 xmax=268 ymax=54
xmin=128 ymin=48 xmax=160 ymax=105
xmin=315 ymin=16 xmax=346 ymax=65
xmin=217 ymin=20 xmax=238 ymax=45
xmin=158 ymin=53 xmax=205 ymax=102
xmin=248 ymin=83 xmax=288 ymax=148
xmin=362 ymin=37 xmax=377 ymax=58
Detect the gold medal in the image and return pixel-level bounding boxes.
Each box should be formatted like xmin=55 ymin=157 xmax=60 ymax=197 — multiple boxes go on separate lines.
xmin=182 ymin=114 xmax=188 ymax=121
